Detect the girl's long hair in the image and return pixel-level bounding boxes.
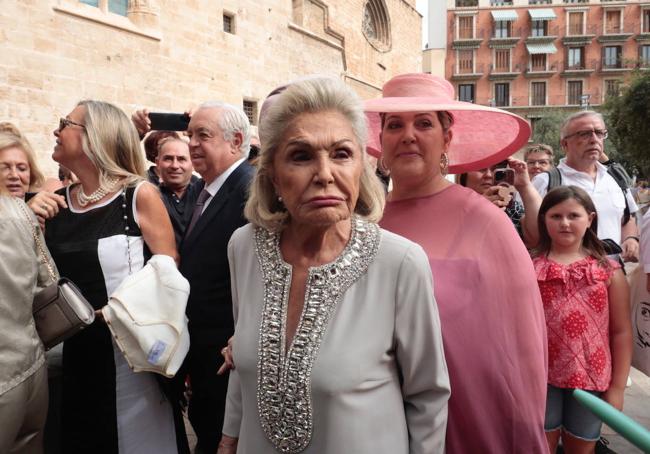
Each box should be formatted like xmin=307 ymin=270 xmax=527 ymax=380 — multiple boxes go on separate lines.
xmin=533 ymin=185 xmax=609 ymax=266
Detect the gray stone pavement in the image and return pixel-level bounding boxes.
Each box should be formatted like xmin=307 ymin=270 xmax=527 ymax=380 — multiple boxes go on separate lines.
xmin=601 ymin=367 xmax=650 ymax=454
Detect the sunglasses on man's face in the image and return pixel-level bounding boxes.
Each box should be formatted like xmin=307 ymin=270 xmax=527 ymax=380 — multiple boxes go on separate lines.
xmin=563 ymin=129 xmax=608 ymax=141
xmin=58 ymin=118 xmax=86 ymax=132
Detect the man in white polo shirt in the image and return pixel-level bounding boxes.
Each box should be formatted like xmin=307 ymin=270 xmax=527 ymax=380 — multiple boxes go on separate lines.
xmin=532 ymin=110 xmax=639 ymax=261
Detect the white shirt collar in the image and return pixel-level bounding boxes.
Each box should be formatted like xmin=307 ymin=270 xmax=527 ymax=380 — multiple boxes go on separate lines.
xmin=204 ymin=157 xmax=246 ymax=197
xmin=557 ymin=158 xmax=608 ymax=179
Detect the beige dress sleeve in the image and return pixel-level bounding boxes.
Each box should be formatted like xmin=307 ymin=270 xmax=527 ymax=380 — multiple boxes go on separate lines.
xmin=394 ymin=241 xmax=449 ymax=453
xmin=0 ymin=196 xmax=48 ymax=396
xmin=222 ymin=234 xmax=243 ymax=437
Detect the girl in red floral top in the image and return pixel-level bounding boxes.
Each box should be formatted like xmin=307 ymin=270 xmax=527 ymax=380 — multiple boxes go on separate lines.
xmin=533 ymin=186 xmax=632 ymax=454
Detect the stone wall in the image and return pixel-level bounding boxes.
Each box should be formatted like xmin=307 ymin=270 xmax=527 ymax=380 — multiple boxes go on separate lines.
xmin=0 ymin=0 xmax=421 ymax=176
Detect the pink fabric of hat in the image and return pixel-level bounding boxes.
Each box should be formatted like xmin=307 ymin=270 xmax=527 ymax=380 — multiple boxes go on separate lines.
xmin=364 ymin=73 xmax=531 ymax=174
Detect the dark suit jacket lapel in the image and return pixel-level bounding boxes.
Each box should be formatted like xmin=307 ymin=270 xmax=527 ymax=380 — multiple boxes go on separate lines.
xmin=182 ymin=162 xmax=248 ymax=246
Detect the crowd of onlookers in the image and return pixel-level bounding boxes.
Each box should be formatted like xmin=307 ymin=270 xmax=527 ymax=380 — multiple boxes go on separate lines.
xmin=0 ymin=73 xmax=648 ymax=454
xmin=633 ymin=179 xmax=650 ymax=215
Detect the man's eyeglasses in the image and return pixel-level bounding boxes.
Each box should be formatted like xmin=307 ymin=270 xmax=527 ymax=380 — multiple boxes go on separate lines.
xmin=526 ymin=159 xmax=551 ymax=167
xmin=58 ymin=118 xmax=86 ymax=132
xmin=563 ymin=129 xmax=608 ymax=141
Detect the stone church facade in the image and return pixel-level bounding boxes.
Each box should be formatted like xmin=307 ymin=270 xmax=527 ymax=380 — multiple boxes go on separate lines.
xmin=0 ymin=0 xmax=422 ymax=176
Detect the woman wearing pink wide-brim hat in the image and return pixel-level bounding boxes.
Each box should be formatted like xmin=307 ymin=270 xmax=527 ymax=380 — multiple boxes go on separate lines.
xmin=366 ymin=73 xmax=548 ymax=454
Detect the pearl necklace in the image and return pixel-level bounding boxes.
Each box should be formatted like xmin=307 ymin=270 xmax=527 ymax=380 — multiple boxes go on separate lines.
xmin=76 ymin=177 xmax=119 ymax=207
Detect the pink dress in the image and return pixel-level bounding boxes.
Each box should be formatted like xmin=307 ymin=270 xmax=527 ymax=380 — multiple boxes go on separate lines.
xmin=380 ymin=184 xmax=548 ymax=454
xmin=534 ymin=255 xmax=618 ymax=391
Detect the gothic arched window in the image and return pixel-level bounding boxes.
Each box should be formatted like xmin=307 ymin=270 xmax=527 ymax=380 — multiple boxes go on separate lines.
xmin=362 ymin=0 xmax=391 ymax=52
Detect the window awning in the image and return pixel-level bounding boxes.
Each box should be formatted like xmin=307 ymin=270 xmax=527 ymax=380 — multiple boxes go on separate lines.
xmin=526 ymin=42 xmax=558 ymax=54
xmin=528 ymin=9 xmax=557 ymax=21
xmin=491 ymin=10 xmax=518 ymax=21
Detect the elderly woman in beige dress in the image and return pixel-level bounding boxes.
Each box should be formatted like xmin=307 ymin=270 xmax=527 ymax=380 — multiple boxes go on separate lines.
xmin=217 ymin=77 xmax=450 ymax=454
xmin=0 ymin=192 xmax=51 ymax=454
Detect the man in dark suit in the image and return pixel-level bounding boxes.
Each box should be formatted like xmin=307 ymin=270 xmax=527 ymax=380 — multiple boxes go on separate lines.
xmin=179 ymin=101 xmax=254 ymax=454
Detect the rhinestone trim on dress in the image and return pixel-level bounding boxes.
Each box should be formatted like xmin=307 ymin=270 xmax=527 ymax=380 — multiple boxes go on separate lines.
xmin=254 ymin=217 xmax=381 ymax=454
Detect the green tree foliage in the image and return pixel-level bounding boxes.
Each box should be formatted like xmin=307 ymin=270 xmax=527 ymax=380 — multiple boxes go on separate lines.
xmin=603 ymin=71 xmax=650 ymax=178
xmin=530 ymin=109 xmax=566 ymax=163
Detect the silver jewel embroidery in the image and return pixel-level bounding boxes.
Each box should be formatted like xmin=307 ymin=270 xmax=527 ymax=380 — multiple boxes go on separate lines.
xmin=254 ymin=217 xmax=381 ymax=453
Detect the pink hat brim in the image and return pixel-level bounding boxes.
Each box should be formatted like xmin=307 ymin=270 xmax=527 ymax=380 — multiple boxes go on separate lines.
xmin=364 ymin=97 xmax=531 ymax=174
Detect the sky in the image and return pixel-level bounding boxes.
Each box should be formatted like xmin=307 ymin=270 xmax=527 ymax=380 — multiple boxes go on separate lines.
xmin=416 ymin=0 xmax=429 ymax=48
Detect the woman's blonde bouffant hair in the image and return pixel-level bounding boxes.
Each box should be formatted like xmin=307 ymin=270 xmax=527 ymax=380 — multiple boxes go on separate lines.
xmin=77 ymin=100 xmax=145 ymax=189
xmin=0 ymin=130 xmax=45 ymax=190
xmin=245 ymin=77 xmax=385 ymax=231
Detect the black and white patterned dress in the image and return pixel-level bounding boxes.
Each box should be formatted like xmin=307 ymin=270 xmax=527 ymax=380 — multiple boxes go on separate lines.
xmin=44 ymin=182 xmax=177 ymax=453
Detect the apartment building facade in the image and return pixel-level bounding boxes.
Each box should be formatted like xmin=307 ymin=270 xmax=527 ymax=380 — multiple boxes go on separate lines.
xmin=446 ymin=0 xmax=650 ymax=122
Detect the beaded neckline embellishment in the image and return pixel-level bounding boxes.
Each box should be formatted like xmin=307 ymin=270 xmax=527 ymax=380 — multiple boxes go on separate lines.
xmin=76 ymin=176 xmax=119 ymax=207
xmin=254 ymin=217 xmax=381 ymax=453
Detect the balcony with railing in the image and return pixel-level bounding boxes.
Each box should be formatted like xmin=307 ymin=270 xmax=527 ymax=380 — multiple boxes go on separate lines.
xmin=599 ymin=57 xmax=639 ymax=73
xmin=488 ymin=62 xmax=520 ymax=80
xmin=499 ymin=92 xmax=597 ymax=109
xmin=526 ymin=25 xmax=559 ymax=44
xmin=452 ymin=27 xmax=486 ymax=49
xmin=597 ymin=24 xmax=633 ymax=43
xmin=455 ymin=0 xmax=478 ymax=7
xmin=635 ymin=32 xmax=650 ymax=43
xmin=560 ymin=59 xmax=597 ymax=76
xmin=451 ymin=62 xmax=485 ymax=80
xmin=489 ymin=25 xmax=521 ymax=48
xmin=562 ymin=24 xmax=597 ymax=46
xmin=524 ymin=60 xmax=557 ymax=77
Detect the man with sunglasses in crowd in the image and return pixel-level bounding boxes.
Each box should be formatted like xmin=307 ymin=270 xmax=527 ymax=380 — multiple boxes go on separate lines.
xmin=532 ymin=110 xmax=639 ymax=262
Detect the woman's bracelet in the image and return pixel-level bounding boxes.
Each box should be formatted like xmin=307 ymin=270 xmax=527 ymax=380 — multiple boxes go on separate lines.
xmin=218 ymin=439 xmax=238 ymax=448
xmin=623 ymin=236 xmax=639 ymax=243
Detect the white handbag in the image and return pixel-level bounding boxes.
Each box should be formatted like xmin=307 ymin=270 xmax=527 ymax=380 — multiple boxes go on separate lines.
xmin=102 ymin=254 xmax=190 ymax=378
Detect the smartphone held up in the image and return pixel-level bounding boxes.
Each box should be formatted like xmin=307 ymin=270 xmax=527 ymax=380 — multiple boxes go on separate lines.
xmin=493 ymin=160 xmax=515 ymax=186
xmin=494 ymin=168 xmax=515 ymax=186
xmin=148 ymin=112 xmax=190 ymax=132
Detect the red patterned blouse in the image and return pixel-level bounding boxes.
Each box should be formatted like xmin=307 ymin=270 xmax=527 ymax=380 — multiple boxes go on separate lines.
xmin=534 ymin=255 xmax=619 ymax=391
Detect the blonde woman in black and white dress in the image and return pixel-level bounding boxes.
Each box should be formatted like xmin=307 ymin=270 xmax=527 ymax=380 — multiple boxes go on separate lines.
xmin=35 ymin=100 xmax=188 ymax=454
